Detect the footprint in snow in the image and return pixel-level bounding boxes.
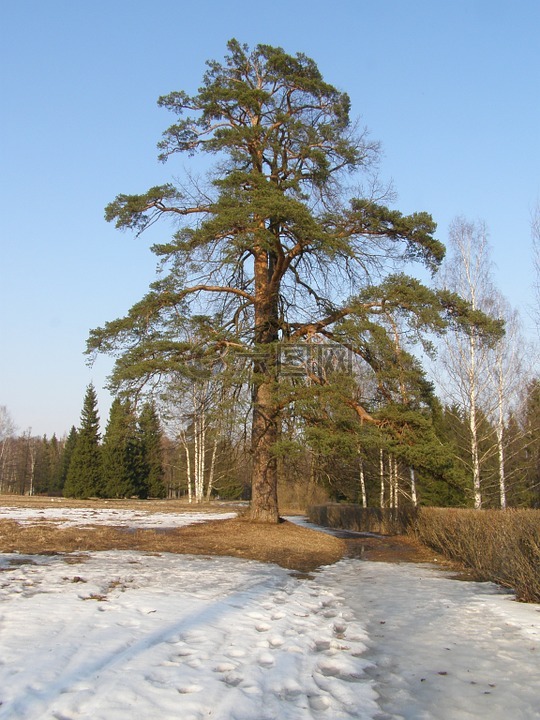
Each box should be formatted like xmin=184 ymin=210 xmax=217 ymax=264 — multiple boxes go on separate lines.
xmin=258 ymin=652 xmax=275 ymax=668
xmin=221 ymin=672 xmax=243 ymax=687
xmin=177 ymin=683 xmax=203 ymax=694
xmin=213 ymin=662 xmax=237 ymax=673
xmin=271 ymin=679 xmax=303 ymax=699
xmin=226 ymin=647 xmax=246 ymax=658
xmin=333 ymin=621 xmax=348 ymax=636
xmin=314 ymin=638 xmax=332 ymax=652
xmin=308 ymin=694 xmax=331 ymax=711
xmin=317 ymin=658 xmax=365 ymax=682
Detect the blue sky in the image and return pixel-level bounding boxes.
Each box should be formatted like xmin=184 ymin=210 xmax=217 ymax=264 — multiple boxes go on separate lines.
xmin=1 ymin=0 xmax=539 ymax=437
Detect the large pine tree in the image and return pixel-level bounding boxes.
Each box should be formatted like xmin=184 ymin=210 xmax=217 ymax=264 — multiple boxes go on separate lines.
xmin=88 ymin=40 xmax=500 ymax=521
xmin=64 ymin=385 xmax=102 ymax=498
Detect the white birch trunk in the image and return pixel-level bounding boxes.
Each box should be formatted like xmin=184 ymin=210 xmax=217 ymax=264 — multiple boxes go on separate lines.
xmin=206 ymin=436 xmax=218 ymax=501
xmin=391 ymin=455 xmax=399 ymax=509
xmin=468 ymin=332 xmax=482 ymax=509
xmin=359 ymin=457 xmax=367 ymax=508
xmin=180 ymin=433 xmax=193 ymax=503
xmin=379 ymin=448 xmax=385 ymax=508
xmin=200 ymin=408 xmax=206 ymax=502
xmin=409 ymin=466 xmax=418 ymax=507
xmin=495 ymin=354 xmax=507 ymax=509
xmin=193 ymin=413 xmax=200 ymax=502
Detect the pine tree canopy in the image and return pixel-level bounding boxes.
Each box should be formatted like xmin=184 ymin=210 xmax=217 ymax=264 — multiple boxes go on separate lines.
xmin=87 ymin=40 xmax=501 ymax=521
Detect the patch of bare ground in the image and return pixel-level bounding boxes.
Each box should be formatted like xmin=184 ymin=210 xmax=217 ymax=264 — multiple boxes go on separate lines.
xmin=0 ymin=496 xmax=468 ymax=575
xmin=0 ymin=515 xmax=345 ymax=574
xmin=0 ymin=495 xmax=227 ymax=513
xmin=342 ymin=531 xmax=475 ymax=578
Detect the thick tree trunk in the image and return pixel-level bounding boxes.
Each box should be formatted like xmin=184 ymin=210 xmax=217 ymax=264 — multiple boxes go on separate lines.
xmin=250 ymin=378 xmax=279 ymax=522
xmin=250 ymin=246 xmax=280 ymax=523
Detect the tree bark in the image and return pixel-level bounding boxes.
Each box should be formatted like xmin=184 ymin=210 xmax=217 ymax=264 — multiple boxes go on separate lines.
xmin=250 ymin=247 xmax=280 ymax=522
xmin=359 ymin=457 xmax=367 ymax=507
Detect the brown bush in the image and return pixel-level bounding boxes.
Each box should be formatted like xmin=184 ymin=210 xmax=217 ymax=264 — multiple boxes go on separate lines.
xmin=308 ymin=504 xmax=417 ymax=535
xmin=278 ymin=482 xmax=329 ymax=514
xmin=413 ymin=508 xmax=540 ymax=602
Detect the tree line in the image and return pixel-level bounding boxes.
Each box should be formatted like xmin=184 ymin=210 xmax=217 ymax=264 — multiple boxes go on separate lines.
xmin=0 ymin=393 xmax=165 ymax=499
xmin=0 ymin=367 xmax=539 ymax=506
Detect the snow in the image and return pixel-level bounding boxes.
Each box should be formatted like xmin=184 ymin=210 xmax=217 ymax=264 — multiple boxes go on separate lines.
xmin=0 ymin=506 xmax=237 ymax=529
xmin=0 ymin=510 xmax=539 ymax=719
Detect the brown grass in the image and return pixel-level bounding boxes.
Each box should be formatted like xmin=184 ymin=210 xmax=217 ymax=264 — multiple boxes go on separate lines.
xmin=413 ymin=508 xmax=540 ymax=602
xmin=0 ymin=495 xmax=224 ymax=513
xmin=0 ymin=497 xmax=345 ymax=573
xmin=308 ymin=504 xmax=417 ymax=535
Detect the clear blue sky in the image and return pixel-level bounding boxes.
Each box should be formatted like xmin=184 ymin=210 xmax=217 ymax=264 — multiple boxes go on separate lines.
xmin=1 ymin=0 xmax=539 ymax=437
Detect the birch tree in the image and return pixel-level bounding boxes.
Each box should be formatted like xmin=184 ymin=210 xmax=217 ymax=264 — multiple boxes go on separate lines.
xmin=532 ymin=202 xmax=540 ymax=336
xmin=0 ymin=406 xmax=16 ymax=493
xmin=438 ymin=218 xmax=500 ymax=508
xmin=485 ymin=296 xmax=529 ymax=507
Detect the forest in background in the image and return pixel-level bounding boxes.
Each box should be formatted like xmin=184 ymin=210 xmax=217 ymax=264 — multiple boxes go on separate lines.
xmin=1 ymin=342 xmax=539 ymax=510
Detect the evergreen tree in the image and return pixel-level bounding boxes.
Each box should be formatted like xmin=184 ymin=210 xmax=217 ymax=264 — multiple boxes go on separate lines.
xmin=102 ymin=398 xmax=147 ymax=498
xmin=58 ymin=426 xmax=78 ymax=493
xmin=139 ymin=401 xmax=165 ymax=498
xmin=64 ymin=385 xmax=102 ymax=498
xmin=46 ymin=434 xmax=63 ymax=495
xmin=32 ymin=435 xmax=51 ymax=495
xmin=87 ymin=40 xmax=500 ymax=522
xmin=32 ymin=434 xmax=63 ymax=495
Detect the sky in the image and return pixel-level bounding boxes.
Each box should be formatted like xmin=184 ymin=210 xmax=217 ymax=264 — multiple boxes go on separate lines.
xmin=1 ymin=0 xmax=540 ymax=437
xmin=0 ymin=508 xmax=539 ymax=718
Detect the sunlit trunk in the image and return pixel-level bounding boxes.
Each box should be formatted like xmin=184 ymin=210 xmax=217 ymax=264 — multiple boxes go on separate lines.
xmin=410 ymin=466 xmax=418 ymax=507
xmin=469 ymin=334 xmax=482 ymax=509
xmin=359 ymin=457 xmax=367 ymax=507
xmin=206 ymin=436 xmax=218 ymax=501
xmin=379 ymin=448 xmax=385 ymax=508
xmin=250 ymin=247 xmax=280 ymax=523
xmin=496 ymin=355 xmax=507 ymax=509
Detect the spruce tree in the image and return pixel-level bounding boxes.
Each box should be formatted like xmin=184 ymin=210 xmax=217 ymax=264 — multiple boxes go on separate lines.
xmin=64 ymin=385 xmax=102 ymax=498
xmin=102 ymin=398 xmax=147 ymax=498
xmin=139 ymin=401 xmax=165 ymax=498
xmin=58 ymin=426 xmax=78 ymax=493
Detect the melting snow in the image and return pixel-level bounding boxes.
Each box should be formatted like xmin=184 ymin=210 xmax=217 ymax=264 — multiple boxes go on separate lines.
xmin=0 ymin=506 xmax=236 ymax=529
xmin=0 ymin=509 xmax=538 ymax=719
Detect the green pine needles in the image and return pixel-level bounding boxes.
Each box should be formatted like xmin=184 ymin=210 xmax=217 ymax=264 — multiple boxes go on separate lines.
xmin=64 ymin=386 xmax=165 ymax=499
xmin=87 ymin=40 xmax=501 ymax=519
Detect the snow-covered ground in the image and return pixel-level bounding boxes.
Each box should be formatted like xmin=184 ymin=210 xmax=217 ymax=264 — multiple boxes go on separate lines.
xmin=0 ymin=506 xmax=237 ymax=529
xmin=0 ymin=510 xmax=539 ymax=719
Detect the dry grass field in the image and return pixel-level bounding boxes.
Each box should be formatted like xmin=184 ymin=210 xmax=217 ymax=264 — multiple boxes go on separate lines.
xmin=0 ymin=496 xmax=346 ymax=572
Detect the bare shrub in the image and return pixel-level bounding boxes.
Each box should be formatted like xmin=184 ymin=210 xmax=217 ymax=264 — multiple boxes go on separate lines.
xmin=278 ymin=482 xmax=329 ymax=514
xmin=413 ymin=508 xmax=540 ymax=602
xmin=308 ymin=504 xmax=417 ymax=535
